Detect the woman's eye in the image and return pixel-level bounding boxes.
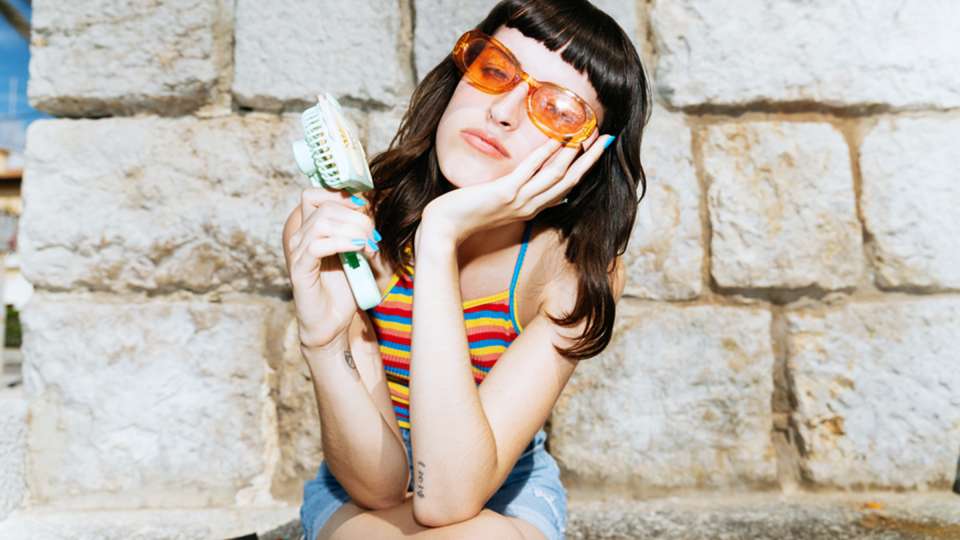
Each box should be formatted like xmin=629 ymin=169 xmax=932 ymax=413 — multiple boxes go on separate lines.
xmin=482 ymin=66 xmax=509 ymax=80
xmin=546 ymin=102 xmax=576 ymax=122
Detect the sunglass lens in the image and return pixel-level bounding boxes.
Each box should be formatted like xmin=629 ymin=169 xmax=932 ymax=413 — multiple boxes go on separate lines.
xmin=530 ymin=86 xmax=588 ymax=134
xmin=463 ymin=39 xmax=515 ymax=91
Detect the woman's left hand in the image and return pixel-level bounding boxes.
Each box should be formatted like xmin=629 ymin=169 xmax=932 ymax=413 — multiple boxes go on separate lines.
xmin=420 ymin=129 xmax=615 ymax=247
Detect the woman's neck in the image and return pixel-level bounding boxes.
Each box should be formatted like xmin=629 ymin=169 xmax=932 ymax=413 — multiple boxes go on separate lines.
xmin=456 ymin=220 xmax=528 ymax=268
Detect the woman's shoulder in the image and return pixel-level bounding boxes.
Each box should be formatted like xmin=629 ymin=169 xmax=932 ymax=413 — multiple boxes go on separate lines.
xmin=527 ymin=224 xmax=626 ymax=319
xmin=525 ymin=224 xmax=578 ymax=316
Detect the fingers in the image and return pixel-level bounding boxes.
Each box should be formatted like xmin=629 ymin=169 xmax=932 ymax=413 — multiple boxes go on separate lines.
xmin=291 ymin=190 xmax=379 ymax=275
xmin=503 ymin=138 xmax=564 ymax=191
xmin=538 ymin=134 xmax=616 ymax=207
xmin=580 ymin=128 xmax=600 ymax=152
xmin=520 ymin=128 xmax=598 ymax=200
xmin=299 ymin=187 xmax=370 ymax=225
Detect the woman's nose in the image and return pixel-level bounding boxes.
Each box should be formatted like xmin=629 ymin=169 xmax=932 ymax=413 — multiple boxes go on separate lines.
xmin=488 ymin=82 xmax=529 ymax=130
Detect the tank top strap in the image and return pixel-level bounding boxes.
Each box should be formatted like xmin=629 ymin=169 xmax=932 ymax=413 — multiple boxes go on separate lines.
xmin=507 ymin=221 xmax=533 ymax=334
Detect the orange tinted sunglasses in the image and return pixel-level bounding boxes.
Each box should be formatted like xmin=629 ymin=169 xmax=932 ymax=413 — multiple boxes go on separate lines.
xmin=451 ymin=30 xmax=598 ymax=147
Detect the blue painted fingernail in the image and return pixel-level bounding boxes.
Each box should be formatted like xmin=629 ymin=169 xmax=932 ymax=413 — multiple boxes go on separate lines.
xmin=350 ymin=194 xmax=367 ymax=206
xmin=372 ymin=229 xmax=382 ymax=242
xmin=367 ymin=239 xmax=379 ymax=252
xmin=603 ymin=135 xmax=617 ymax=150
xmin=351 ymin=238 xmax=366 ymax=246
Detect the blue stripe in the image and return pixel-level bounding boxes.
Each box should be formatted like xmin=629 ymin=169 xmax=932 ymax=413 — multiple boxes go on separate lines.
xmin=370 ymin=311 xmax=411 ymax=324
xmin=390 ymin=285 xmax=413 ymax=295
xmin=508 ymin=221 xmax=532 ymax=335
xmin=463 ymin=310 xmax=511 ymax=320
xmin=385 ymin=366 xmax=410 ymax=377
xmin=381 ymin=339 xmax=411 ymax=352
xmin=468 ymin=338 xmax=511 ymax=348
xmin=394 ymin=406 xmax=408 ymax=418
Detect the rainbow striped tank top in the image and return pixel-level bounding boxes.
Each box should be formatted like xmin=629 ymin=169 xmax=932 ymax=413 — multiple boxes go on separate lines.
xmin=364 ymin=220 xmax=533 ymax=432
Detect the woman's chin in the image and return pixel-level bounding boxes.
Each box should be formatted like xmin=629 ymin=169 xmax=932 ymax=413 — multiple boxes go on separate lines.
xmin=439 ymin=148 xmax=508 ymax=187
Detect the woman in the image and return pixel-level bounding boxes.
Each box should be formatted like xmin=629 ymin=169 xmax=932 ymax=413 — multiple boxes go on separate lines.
xmin=283 ymin=1 xmax=651 ymax=538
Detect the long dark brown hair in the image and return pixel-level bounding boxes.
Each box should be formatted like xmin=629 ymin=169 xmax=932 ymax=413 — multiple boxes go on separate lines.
xmin=367 ymin=0 xmax=651 ymax=361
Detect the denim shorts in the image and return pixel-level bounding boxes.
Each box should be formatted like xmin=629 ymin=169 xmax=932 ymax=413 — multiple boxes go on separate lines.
xmin=300 ymin=426 xmax=567 ymax=540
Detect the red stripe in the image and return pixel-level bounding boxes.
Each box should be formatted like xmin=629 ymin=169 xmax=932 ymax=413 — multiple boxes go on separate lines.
xmin=467 ymin=331 xmax=513 ymax=342
xmin=464 ymin=302 xmax=510 ymax=314
xmin=374 ymin=305 xmax=413 ymax=318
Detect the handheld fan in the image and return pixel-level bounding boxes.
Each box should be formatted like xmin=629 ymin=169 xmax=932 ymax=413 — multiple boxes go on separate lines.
xmin=292 ymin=92 xmax=382 ymax=310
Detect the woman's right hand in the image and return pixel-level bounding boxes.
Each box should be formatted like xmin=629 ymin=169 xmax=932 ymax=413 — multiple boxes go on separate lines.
xmin=283 ymin=187 xmax=380 ymax=350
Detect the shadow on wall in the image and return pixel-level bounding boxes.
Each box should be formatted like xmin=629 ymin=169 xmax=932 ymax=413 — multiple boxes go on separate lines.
xmin=954 ymin=453 xmax=960 ymax=495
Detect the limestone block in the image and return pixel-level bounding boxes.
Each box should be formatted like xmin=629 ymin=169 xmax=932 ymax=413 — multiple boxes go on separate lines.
xmin=860 ymin=116 xmax=960 ymax=290
xmin=0 ymin=387 xmax=27 ymax=520
xmin=271 ymin=317 xmax=324 ymax=501
xmin=20 ymin=114 xmax=312 ymax=295
xmin=28 ymin=0 xmax=233 ymax=117
xmin=624 ymin=107 xmax=702 ymax=300
xmin=233 ymin=0 xmax=413 ymax=111
xmin=367 ymin=107 xmax=408 ymax=158
xmin=413 ymin=0 xmax=498 ymax=81
xmin=550 ymin=300 xmax=777 ymax=490
xmin=651 ymin=0 xmax=960 ymax=109
xmin=0 ymin=505 xmax=299 ymax=540
xmin=703 ymin=122 xmax=863 ymax=290
xmin=413 ymin=0 xmax=641 ymax=82
xmin=786 ymin=297 xmax=960 ymax=488
xmin=19 ymin=293 xmax=291 ymax=508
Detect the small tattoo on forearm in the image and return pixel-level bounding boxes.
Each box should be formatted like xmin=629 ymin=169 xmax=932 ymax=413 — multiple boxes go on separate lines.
xmin=416 ymin=460 xmax=426 ymax=498
xmin=343 ymin=350 xmax=356 ymax=370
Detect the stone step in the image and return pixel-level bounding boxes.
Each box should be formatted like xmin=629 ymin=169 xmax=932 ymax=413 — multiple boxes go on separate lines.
xmin=0 ymin=386 xmax=27 ymax=522
xmin=0 ymin=505 xmax=301 ymax=540
xmin=564 ymin=490 xmax=960 ymax=539
xmin=3 ymin=490 xmax=957 ymax=539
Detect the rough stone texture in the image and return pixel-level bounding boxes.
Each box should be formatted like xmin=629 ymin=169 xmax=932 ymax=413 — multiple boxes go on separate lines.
xmin=0 ymin=387 xmax=27 ymax=521
xmin=0 ymin=505 xmax=299 ymax=540
xmin=565 ymin=491 xmax=960 ymax=540
xmin=550 ymin=300 xmax=777 ymax=492
xmin=702 ymin=121 xmax=864 ymax=290
xmin=233 ymin=0 xmax=414 ymax=111
xmin=651 ymin=0 xmax=960 ymax=110
xmin=860 ymin=116 xmax=960 ymax=291
xmin=28 ymin=0 xmax=233 ymax=117
xmin=271 ymin=317 xmax=324 ymax=502
xmin=20 ymin=115 xmax=307 ymax=295
xmin=786 ymin=297 xmax=960 ymax=489
xmin=623 ymin=107 xmax=702 ymax=300
xmin=366 ymin=107 xmax=408 ymax=158
xmin=18 ymin=293 xmax=291 ymax=509
xmin=413 ymin=0 xmax=641 ymax=81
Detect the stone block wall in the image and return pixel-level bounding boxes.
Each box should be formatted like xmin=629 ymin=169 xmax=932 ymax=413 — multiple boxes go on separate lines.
xmin=4 ymin=0 xmax=958 ymax=535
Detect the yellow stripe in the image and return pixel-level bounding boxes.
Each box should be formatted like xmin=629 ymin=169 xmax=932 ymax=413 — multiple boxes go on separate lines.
xmin=387 ymin=381 xmax=410 ymax=396
xmin=380 ymin=345 xmax=411 ymax=359
xmin=380 ymin=273 xmax=401 ymax=297
xmin=382 ymin=291 xmax=413 ymax=304
xmin=462 ymin=290 xmax=509 ymax=309
xmin=468 ymin=344 xmax=507 ymax=356
xmin=398 ymin=418 xmax=411 ymax=429
xmin=376 ymin=319 xmax=412 ymax=332
xmin=464 ymin=317 xmax=514 ymax=329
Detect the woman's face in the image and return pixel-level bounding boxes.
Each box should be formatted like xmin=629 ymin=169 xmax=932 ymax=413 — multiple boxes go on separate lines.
xmin=435 ymin=26 xmax=605 ymax=187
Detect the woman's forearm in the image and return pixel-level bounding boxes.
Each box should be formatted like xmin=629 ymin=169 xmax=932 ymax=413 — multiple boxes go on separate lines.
xmin=408 ymin=225 xmax=497 ymax=524
xmin=302 ymin=331 xmax=411 ymax=509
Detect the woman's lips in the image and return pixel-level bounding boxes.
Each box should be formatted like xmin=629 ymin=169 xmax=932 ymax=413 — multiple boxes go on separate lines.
xmin=460 ymin=130 xmax=510 ymax=159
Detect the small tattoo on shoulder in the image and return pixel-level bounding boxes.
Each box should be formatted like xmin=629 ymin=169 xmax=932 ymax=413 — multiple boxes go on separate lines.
xmin=344 ymin=350 xmax=356 ymax=370
xmin=416 ymin=460 xmax=426 ymax=498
